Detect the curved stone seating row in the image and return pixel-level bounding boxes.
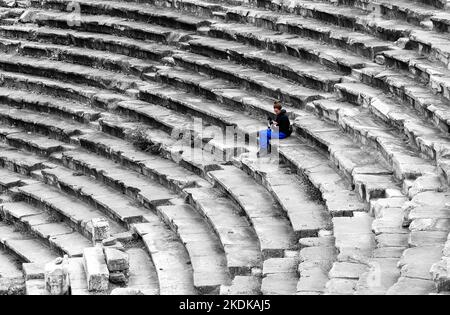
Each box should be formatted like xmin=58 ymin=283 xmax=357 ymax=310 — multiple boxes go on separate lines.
xmin=0 ymin=84 xmax=264 ymax=294
xmin=209 ymin=22 xmax=368 ymax=72
xmin=1 ymin=200 xmax=92 ymax=257
xmin=210 ymin=166 xmax=297 ymax=259
xmin=0 ymin=126 xmax=200 ymax=295
xmin=0 ymin=244 xmax=24 ymax=295
xmin=171 ymin=51 xmax=333 ymax=106
xmin=2 ymin=128 xmax=75 ymax=157
xmin=0 ymin=37 xmax=163 ymax=78
xmin=0 ymin=0 xmax=448 ymax=294
xmin=0 ymin=85 xmax=101 ymax=123
xmin=236 ymin=156 xmax=336 ymax=295
xmin=133 ymin=221 xmax=196 ymax=295
xmin=34 ymin=0 xmax=212 ymax=31
xmin=0 ymin=221 xmax=59 ymax=264
xmin=0 ymin=24 xmax=174 ymax=60
xmin=184 ymin=187 xmax=262 ymax=277
xmin=250 ymin=0 xmax=450 ymax=69
xmin=0 ymin=19 xmax=390 ymax=302
xmin=184 ymin=39 xmax=345 ymax=91
xmin=336 ymin=82 xmax=450 ymax=163
xmin=60 ymin=148 xmax=258 ymax=281
xmin=156 ymin=204 xmax=232 ymax=293
xmin=0 ymin=143 xmax=50 ymax=175
xmin=27 ymin=10 xmax=195 ymax=44
xmin=297 ymin=236 xmax=336 ymax=295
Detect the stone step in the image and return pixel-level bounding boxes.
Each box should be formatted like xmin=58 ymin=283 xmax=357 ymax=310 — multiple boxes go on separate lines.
xmin=0 ymin=167 xmax=29 ymax=191
xmin=2 ymin=70 xmax=244 ymax=164
xmin=3 ymin=129 xmax=74 ymax=157
xmin=126 ymin=248 xmax=160 ymax=294
xmin=0 ymin=24 xmax=173 ymax=61
xmin=33 ymin=0 xmax=212 ymax=31
xmin=208 ymin=22 xmax=369 ymax=73
xmin=1 ymin=201 xmax=92 ymax=257
xmin=133 ymin=221 xmax=197 ymax=295
xmin=171 ymin=51 xmax=333 ymax=107
xmin=187 ymin=36 xmax=345 ymax=92
xmin=0 ymin=70 xmax=107 ymax=104
xmin=416 ymin=0 xmax=450 ymax=9
xmin=0 ymin=7 xmax=24 ymax=20
xmin=24 ymin=10 xmax=194 ymax=44
xmin=138 ymin=80 xmax=267 ymax=137
xmin=160 ymin=0 xmax=397 ymax=59
xmin=17 ymin=182 xmax=127 ymax=239
xmin=153 ymin=66 xmax=279 ymax=122
xmin=0 ymin=222 xmax=59 ymax=263
xmin=60 ymin=150 xmax=177 ymax=208
xmin=326 ymin=212 xmax=376 ymax=294
xmin=116 ymin=100 xmax=246 ymax=163
xmin=336 ymin=82 xmax=450 ymax=162
xmin=0 ymin=104 xmax=91 ymax=143
xmin=0 ymin=36 xmax=164 ymax=78
xmin=98 ymin=115 xmax=227 ymax=176
xmin=278 ymin=140 xmax=367 ymax=217
xmin=0 ymin=53 xmax=146 ymax=93
xmin=261 ymin=257 xmax=298 ymax=295
xmin=209 ymin=166 xmax=297 ymax=259
xmin=78 ymin=131 xmax=209 ymax=194
xmin=186 ymin=37 xmax=342 ymax=92
xmin=408 ymin=29 xmax=450 ymax=68
xmin=66 ymin=257 xmax=92 ymax=295
xmin=387 ymin=276 xmax=436 ymax=294
xmin=229 ymin=4 xmax=398 ymax=52
xmin=25 ymin=278 xmax=48 ymax=295
xmin=355 ymin=257 xmax=401 ymax=295
xmin=238 ymin=156 xmax=332 ymax=239
xmin=353 ymin=64 xmax=450 ymax=132
xmin=293 ymin=112 xmax=399 ymax=201
xmin=329 ymin=106 xmax=438 ymax=181
xmin=0 ymin=85 xmax=101 ymax=123
xmin=220 ymin=276 xmax=261 ymax=295
xmin=155 ymin=204 xmax=232 ymax=293
xmin=38 ymin=166 xmax=161 ymax=225
xmin=371 ymin=0 xmax=441 ymax=26
xmin=184 ymin=187 xmax=262 ymax=277
xmin=380 ymin=50 xmax=450 ymax=113
xmin=254 ymin=0 xmax=418 ymax=41
xmin=362 ymin=195 xmax=409 ymax=295
xmin=146 ymin=55 xmax=427 ymax=202
xmin=297 ymin=236 xmax=337 ymax=295
xmin=140 ymin=46 xmax=429 ymax=197
xmin=0 ymin=246 xmax=24 ymax=295
xmin=431 ymin=11 xmax=450 ymax=31
xmin=430 ymin=234 xmax=450 ymax=292
xmin=392 ymin=190 xmax=450 ymax=294
xmin=62 ymin=145 xmax=195 ymax=206
xmin=0 ymin=144 xmax=50 ymax=176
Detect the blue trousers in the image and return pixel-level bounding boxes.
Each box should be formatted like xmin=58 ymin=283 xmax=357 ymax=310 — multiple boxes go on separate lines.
xmin=259 ymin=129 xmax=287 ymax=151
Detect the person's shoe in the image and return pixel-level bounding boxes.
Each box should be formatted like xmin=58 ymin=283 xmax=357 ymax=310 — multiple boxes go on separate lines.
xmin=257 ymin=150 xmax=268 ymax=158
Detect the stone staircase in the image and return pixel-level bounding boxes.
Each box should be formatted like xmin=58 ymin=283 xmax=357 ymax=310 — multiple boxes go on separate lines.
xmin=0 ymin=0 xmax=447 ymax=295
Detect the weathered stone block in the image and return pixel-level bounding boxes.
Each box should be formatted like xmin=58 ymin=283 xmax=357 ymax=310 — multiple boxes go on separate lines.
xmin=109 ymin=271 xmax=129 ymax=285
xmin=104 ymin=247 xmax=130 ymax=272
xmin=91 ymin=218 xmax=110 ymax=243
xmin=44 ymin=256 xmax=70 ymax=295
xmin=102 ymin=237 xmax=117 ymax=247
xmin=430 ymin=257 xmax=450 ymax=292
xmin=83 ymin=247 xmax=109 ymax=292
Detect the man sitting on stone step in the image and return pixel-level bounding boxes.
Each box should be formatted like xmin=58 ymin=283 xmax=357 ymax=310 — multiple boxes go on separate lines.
xmin=258 ymin=101 xmax=292 ymax=157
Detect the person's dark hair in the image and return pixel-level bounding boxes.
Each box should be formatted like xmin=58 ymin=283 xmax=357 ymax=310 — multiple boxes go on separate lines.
xmin=273 ymin=101 xmax=282 ymax=110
